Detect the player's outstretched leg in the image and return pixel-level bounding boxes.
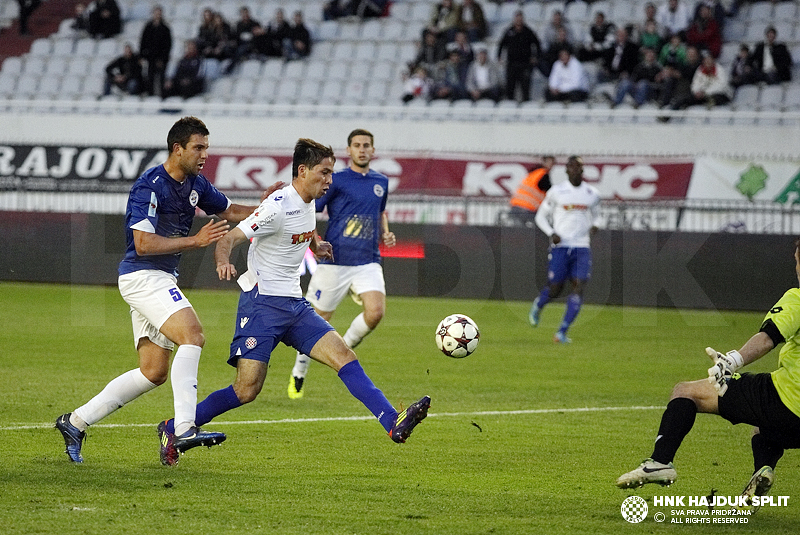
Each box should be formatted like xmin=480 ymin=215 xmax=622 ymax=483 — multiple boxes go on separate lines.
xmin=616 ymin=458 xmax=677 ymax=489
xmin=528 ymin=287 xmax=551 ymax=327
xmin=389 ymin=395 xmax=431 ymax=444
xmin=55 ymin=413 xmax=86 ymax=463
xmin=739 ymin=466 xmax=774 ymax=513
xmin=554 ymin=294 xmax=582 ymax=343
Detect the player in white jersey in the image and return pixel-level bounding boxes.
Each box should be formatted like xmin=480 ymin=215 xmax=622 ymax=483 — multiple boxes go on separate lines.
xmin=289 ymin=128 xmax=396 ymax=399
xmin=155 ymin=139 xmax=430 ymax=457
xmin=528 ymin=156 xmax=601 ymax=343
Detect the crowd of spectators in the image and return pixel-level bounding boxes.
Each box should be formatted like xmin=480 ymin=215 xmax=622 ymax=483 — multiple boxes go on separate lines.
xmin=98 ymin=3 xmax=312 ymax=100
xmin=402 ymin=0 xmax=794 ymax=108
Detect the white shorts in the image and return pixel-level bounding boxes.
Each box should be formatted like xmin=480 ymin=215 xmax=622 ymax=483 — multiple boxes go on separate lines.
xmin=118 ymin=270 xmax=193 ymax=350
xmin=305 ymin=263 xmax=385 ymax=312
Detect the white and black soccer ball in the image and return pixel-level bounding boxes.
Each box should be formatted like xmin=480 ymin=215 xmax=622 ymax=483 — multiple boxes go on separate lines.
xmin=435 ymin=314 xmax=480 ymax=358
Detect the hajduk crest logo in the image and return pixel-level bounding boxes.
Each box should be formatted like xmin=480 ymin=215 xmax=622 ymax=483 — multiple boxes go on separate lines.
xmin=189 ymin=190 xmax=199 ymax=207
xmin=621 ymin=496 xmax=648 ymax=523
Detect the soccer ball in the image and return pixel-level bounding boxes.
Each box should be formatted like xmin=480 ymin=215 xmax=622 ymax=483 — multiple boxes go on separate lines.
xmin=435 ymin=314 xmax=480 ymax=358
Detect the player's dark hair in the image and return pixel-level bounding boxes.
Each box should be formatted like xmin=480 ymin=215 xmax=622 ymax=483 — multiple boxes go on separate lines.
xmin=167 ymin=116 xmax=209 ymax=152
xmin=292 ymin=138 xmax=335 ymax=177
xmin=347 ymin=128 xmax=374 ymax=147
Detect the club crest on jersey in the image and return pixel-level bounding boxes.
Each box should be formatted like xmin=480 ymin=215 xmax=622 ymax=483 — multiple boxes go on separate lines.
xmin=189 ymin=190 xmax=199 ymax=207
xmin=373 ymin=184 xmax=384 ymax=197
xmin=291 ymin=230 xmax=315 ymax=244
xmin=245 ymin=337 xmax=257 ymax=350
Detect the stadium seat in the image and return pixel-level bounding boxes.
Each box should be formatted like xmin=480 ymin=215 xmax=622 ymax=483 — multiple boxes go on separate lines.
xmin=610 ymin=0 xmax=637 ymax=24
xmin=355 ymin=43 xmax=374 ymax=62
xmin=774 ymin=21 xmax=794 ymax=42
xmin=275 ymin=78 xmax=300 ymax=104
xmin=127 ymin=0 xmax=152 ymax=20
xmin=521 ymin=3 xmax=542 ymax=23
xmin=23 ymin=57 xmax=46 ymax=75
xmin=232 ymin=78 xmax=257 ymax=102
xmin=254 ymin=78 xmax=279 ymax=102
xmin=723 ymin=20 xmax=746 ymax=42
xmin=372 ymin=61 xmax=396 ymax=82
xmin=305 ymin=60 xmax=329 ymax=82
xmin=361 ymin=19 xmax=382 ymax=41
xmin=74 ymin=39 xmax=98 ymax=57
xmin=588 ymin=1 xmax=612 ymax=20
xmin=59 ymin=75 xmax=84 ymax=99
xmin=348 ymin=61 xmax=373 ymax=82
xmin=389 ymin=2 xmax=411 ymax=20
xmin=208 ymin=77 xmax=235 ymax=102
xmin=37 ymin=76 xmax=61 ymax=98
xmin=774 ymin=1 xmax=797 ymax=20
xmin=759 ymin=85 xmax=784 ymax=110
xmin=327 ymin=62 xmax=350 ymax=81
xmin=173 ymin=0 xmax=197 ymax=21
xmin=297 ymin=80 xmax=321 ymax=104
xmin=44 ymin=57 xmax=68 ymax=77
xmin=284 ymin=60 xmax=306 ymax=80
xmin=15 ymin=74 xmax=40 ymax=98
xmin=785 ymin=86 xmax=800 ymax=110
xmin=96 ymin=39 xmax=120 ymax=58
xmin=1 ymin=57 xmax=23 ymax=75
xmin=497 ymin=3 xmax=519 ymax=25
xmin=338 ymin=22 xmax=361 ymax=41
xmin=744 ymin=22 xmax=769 ymax=43
xmin=409 ymin=2 xmax=432 ymax=23
xmin=365 ymin=80 xmax=389 ymax=104
xmin=565 ymin=1 xmax=589 ymax=24
xmin=0 ymin=73 xmax=17 ymax=96
xmin=52 ymin=39 xmax=75 ymax=57
xmin=746 ymin=1 xmax=774 ymax=21
xmin=381 ymin=19 xmax=405 ymax=41
xmin=313 ymin=42 xmax=334 ymax=59
xmin=376 ymin=42 xmax=400 ymax=63
xmin=316 ymin=20 xmax=339 ymax=41
xmin=261 ymin=58 xmax=283 ymax=80
xmin=733 ymin=85 xmax=760 ymax=111
xmin=29 ymin=38 xmax=52 ymax=57
xmin=318 ymin=80 xmax=344 ymax=104
xmin=343 ymin=80 xmax=366 ymax=101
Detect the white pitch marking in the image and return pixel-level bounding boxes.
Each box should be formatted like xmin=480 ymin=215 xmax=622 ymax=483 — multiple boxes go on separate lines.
xmin=0 ymin=405 xmax=662 ymax=431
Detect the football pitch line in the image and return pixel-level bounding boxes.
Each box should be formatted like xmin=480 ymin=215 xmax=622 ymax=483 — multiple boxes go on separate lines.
xmin=0 ymin=405 xmax=662 ymax=432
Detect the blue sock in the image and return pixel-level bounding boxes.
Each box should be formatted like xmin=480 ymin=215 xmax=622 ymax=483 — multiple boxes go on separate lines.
xmin=338 ymin=360 xmax=398 ymax=432
xmin=166 ymin=385 xmax=242 ymax=434
xmin=536 ymin=286 xmax=552 ymax=309
xmin=559 ymin=294 xmax=583 ymax=333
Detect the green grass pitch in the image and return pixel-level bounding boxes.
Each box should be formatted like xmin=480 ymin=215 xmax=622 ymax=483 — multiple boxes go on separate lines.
xmin=2 ymin=282 xmax=800 ymax=534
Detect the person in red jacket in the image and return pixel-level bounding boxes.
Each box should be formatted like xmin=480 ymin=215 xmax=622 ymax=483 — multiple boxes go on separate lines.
xmin=686 ymin=4 xmax=721 ymax=58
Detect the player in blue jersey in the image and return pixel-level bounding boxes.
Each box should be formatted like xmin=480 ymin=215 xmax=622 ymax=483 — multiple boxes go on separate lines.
xmin=288 ymin=128 xmax=396 ymax=399
xmin=56 ymin=116 xmax=279 ymax=464
xmin=155 ymin=139 xmax=429 ymax=463
xmin=528 ymin=156 xmax=601 ymax=343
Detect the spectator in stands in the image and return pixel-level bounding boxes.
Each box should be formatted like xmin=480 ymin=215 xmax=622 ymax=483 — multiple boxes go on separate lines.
xmin=16 ymin=0 xmax=41 ymax=35
xmin=658 ymin=32 xmax=687 ymax=69
xmin=466 ymin=44 xmax=503 ymax=102
xmin=350 ymin=0 xmax=388 ymax=19
xmin=639 ymin=20 xmax=663 ymax=55
xmin=613 ymin=47 xmax=663 ymax=107
xmin=265 ymin=8 xmax=292 ymax=57
xmin=402 ymin=66 xmax=433 ymax=103
xmin=750 ymin=26 xmax=793 ymax=85
xmin=497 ymin=10 xmax=541 ymax=102
xmin=686 ymin=4 xmax=721 ymax=58
xmin=103 ymin=43 xmax=143 ymax=96
xmin=456 ymin=0 xmax=488 ymax=43
xmin=88 ymin=0 xmax=122 ymax=39
xmin=660 ymin=44 xmax=699 ymax=109
xmin=730 ymin=44 xmax=756 ymax=88
xmin=641 ymin=2 xmax=658 ymax=31
xmin=540 ymin=27 xmax=573 ymax=77
xmin=432 ymin=47 xmax=470 ymax=101
xmin=542 ymin=10 xmax=574 ymax=52
xmin=693 ymin=0 xmax=725 ymax=34
xmin=139 ymin=6 xmax=172 ymax=97
xmin=323 ymin=0 xmax=350 ymax=21
xmin=226 ymin=7 xmax=262 ymax=72
xmin=286 ymin=11 xmax=312 ymax=60
xmin=601 ymin=27 xmax=640 ymax=83
xmin=656 ymin=0 xmax=692 ymax=39
xmin=578 ymin=11 xmax=615 ymax=63
xmin=451 ymin=30 xmax=474 ymax=65
xmin=163 ymin=40 xmax=205 ymax=100
xmin=673 ymin=51 xmax=731 ymax=108
xmin=412 ymin=30 xmax=448 ymax=73
xmin=197 ymin=10 xmax=234 ymax=61
xmin=546 ymin=48 xmax=590 ymax=103
xmin=71 ymin=3 xmax=90 ymax=35
xmin=426 ymin=0 xmax=460 ymax=46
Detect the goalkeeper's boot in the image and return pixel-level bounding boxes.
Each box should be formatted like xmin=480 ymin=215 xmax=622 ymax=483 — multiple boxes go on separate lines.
xmin=528 ymin=298 xmax=541 ymax=327
xmin=157 ymin=420 xmax=179 ymax=466
xmin=553 ymin=330 xmax=572 ymax=344
xmin=288 ymin=374 xmax=305 ymax=400
xmin=739 ymin=466 xmax=774 ymax=514
xmin=389 ymin=395 xmax=431 ymax=443
xmin=616 ymin=458 xmax=677 ymax=489
xmin=55 ymin=413 xmax=85 ymax=463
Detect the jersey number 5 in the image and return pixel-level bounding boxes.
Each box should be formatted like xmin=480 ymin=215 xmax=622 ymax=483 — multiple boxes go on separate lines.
xmin=169 ymin=288 xmax=183 ymax=302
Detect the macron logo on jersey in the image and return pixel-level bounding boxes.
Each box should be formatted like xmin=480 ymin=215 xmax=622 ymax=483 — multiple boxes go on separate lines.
xmin=291 ymin=230 xmax=315 ymax=244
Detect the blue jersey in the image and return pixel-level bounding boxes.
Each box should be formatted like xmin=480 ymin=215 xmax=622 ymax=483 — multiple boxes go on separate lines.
xmin=118 ymin=164 xmax=230 ymax=277
xmin=317 ymin=167 xmax=389 ymax=266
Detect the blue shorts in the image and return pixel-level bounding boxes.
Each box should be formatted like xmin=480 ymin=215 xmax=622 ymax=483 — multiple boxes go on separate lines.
xmin=547 ymin=246 xmax=592 ymax=284
xmin=228 ymin=287 xmax=335 ymax=367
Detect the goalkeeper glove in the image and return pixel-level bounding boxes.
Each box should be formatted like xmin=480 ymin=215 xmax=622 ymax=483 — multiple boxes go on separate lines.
xmin=706 ymin=347 xmax=744 ymax=397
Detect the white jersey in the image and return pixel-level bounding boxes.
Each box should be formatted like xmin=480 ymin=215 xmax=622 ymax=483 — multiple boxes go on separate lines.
xmin=236 ymin=184 xmax=316 ymax=298
xmin=535 ymin=180 xmax=601 ymax=248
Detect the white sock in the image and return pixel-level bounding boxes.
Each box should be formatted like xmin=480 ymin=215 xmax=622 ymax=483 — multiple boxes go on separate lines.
xmin=73 ymin=368 xmax=157 ymax=429
xmin=171 ymin=344 xmax=202 ymax=436
xmin=343 ymin=312 xmax=372 ymax=349
xmin=292 ymin=352 xmax=311 ymax=379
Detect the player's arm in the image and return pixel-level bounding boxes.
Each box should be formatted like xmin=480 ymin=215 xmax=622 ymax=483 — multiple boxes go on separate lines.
xmin=133 ymin=219 xmax=230 ymax=256
xmin=309 ymin=230 xmax=334 ymax=262
xmin=534 ymin=194 xmax=557 ymax=242
xmin=706 ymin=322 xmax=781 ymax=395
xmin=214 ymin=227 xmax=248 ymax=280
xmin=215 ymin=181 xmax=285 ymax=223
xmin=381 ymin=211 xmax=396 ymax=247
